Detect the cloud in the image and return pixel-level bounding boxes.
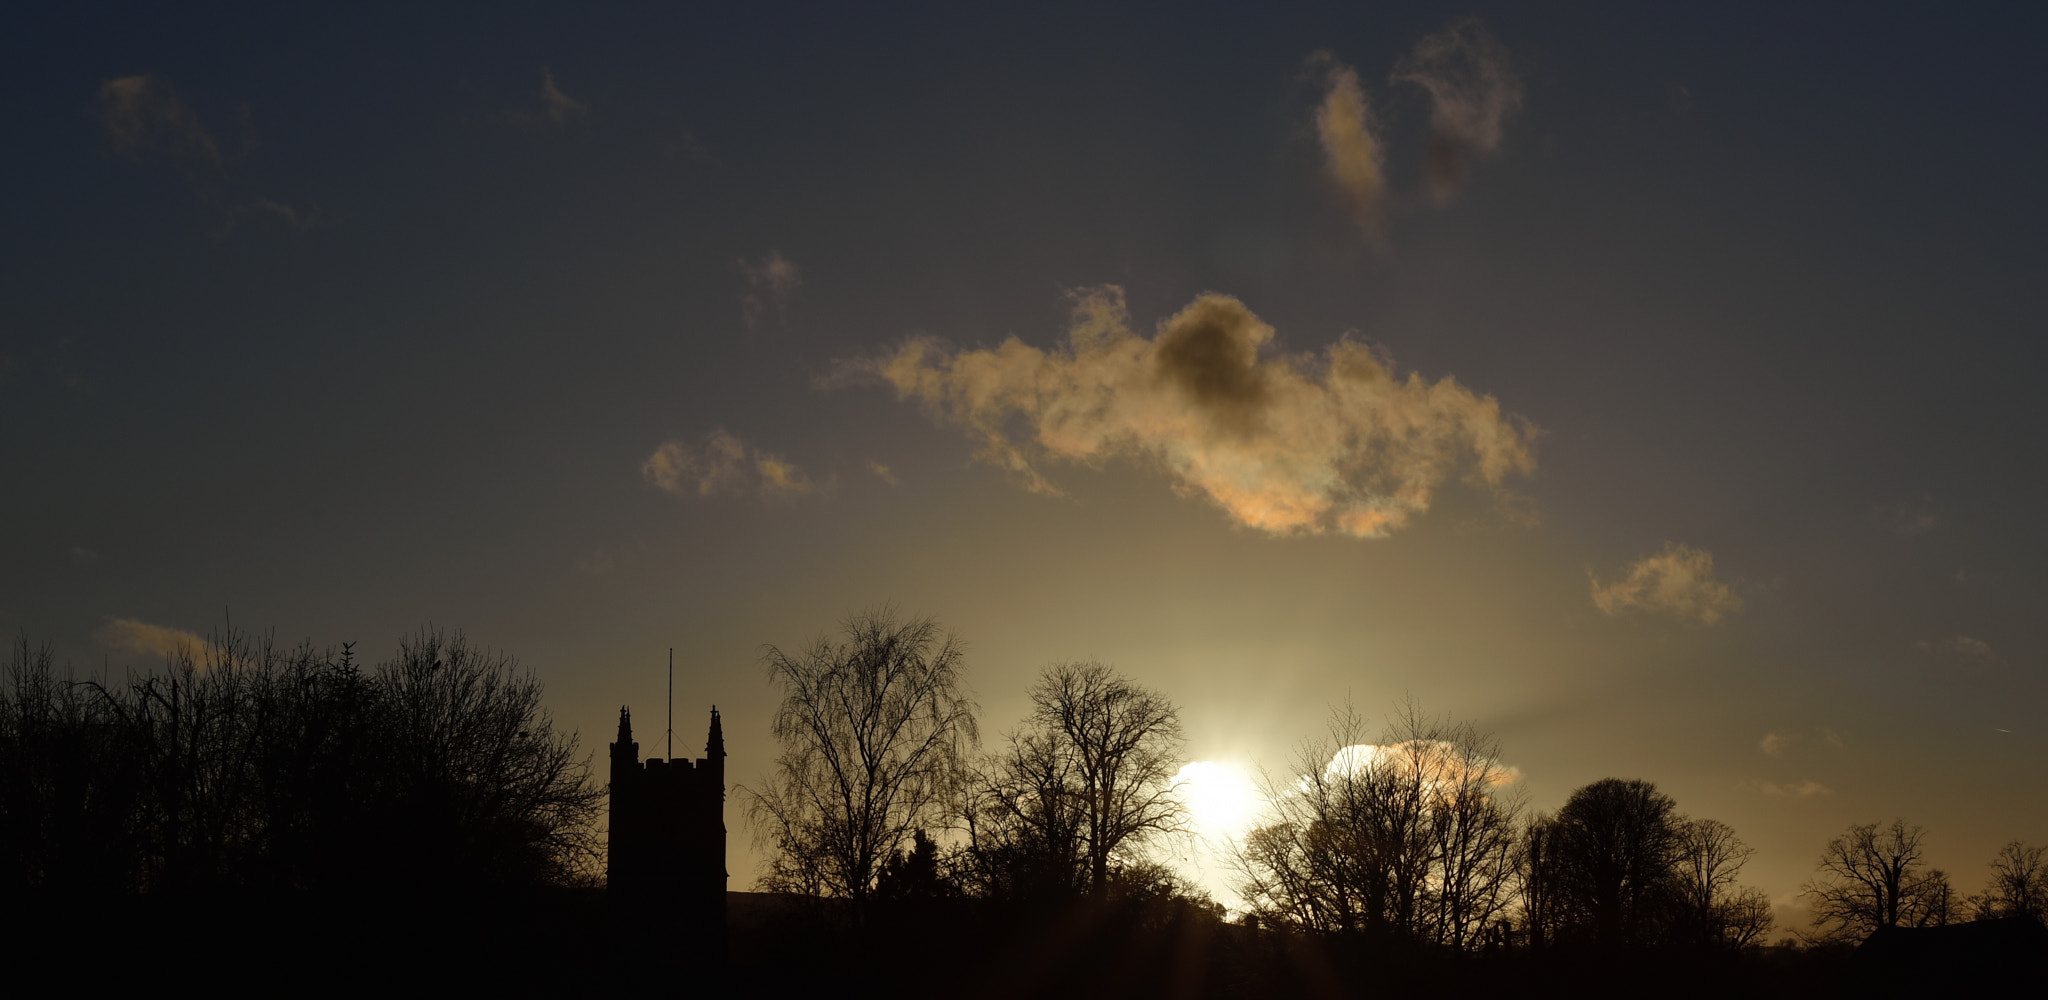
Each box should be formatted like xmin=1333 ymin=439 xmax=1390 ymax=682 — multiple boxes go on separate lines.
xmin=1390 ymin=17 xmax=1523 ymax=203
xmin=1915 ymin=634 xmax=1996 ymax=660
xmin=1309 ymin=53 xmax=1388 ymax=234
xmin=1322 ymin=742 xmax=1522 ymax=790
xmin=540 ymin=69 xmax=588 ymax=124
xmin=1870 ymin=497 xmax=1937 ymax=535
xmin=99 ymin=74 xmax=219 ymax=163
xmin=867 ymin=461 xmax=900 ymax=487
xmin=740 ymin=250 xmax=802 ymax=329
xmin=1759 ymin=731 xmax=1794 ymax=756
xmin=223 ymin=196 xmax=319 ymax=235
xmin=501 ymin=69 xmax=588 ymax=128
xmin=100 ymin=618 xmax=209 ymax=660
xmin=1590 ymin=543 xmax=1742 ymax=625
xmin=642 ymin=429 xmax=821 ymax=500
xmin=1752 ymin=779 xmax=1832 ymax=798
xmin=851 ymin=286 xmax=1534 ymax=538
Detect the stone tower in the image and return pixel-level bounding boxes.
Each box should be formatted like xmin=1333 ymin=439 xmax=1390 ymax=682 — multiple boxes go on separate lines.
xmin=608 ymin=706 xmax=727 ymax=957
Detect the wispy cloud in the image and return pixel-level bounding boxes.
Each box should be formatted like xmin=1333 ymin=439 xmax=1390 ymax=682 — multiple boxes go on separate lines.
xmin=1870 ymin=497 xmax=1937 ymax=535
xmin=99 ymin=74 xmax=314 ymax=235
xmin=1915 ymin=634 xmax=1996 ymax=660
xmin=99 ymin=74 xmax=220 ymax=164
xmin=867 ymin=461 xmax=900 ymax=487
xmin=1390 ymin=17 xmax=1523 ymax=203
xmin=846 ymin=286 xmax=1533 ymax=538
xmin=503 ymin=68 xmax=588 ymax=128
xmin=223 ymin=196 xmax=320 ymax=235
xmin=1590 ymin=543 xmax=1742 ymax=625
xmin=1309 ymin=53 xmax=1387 ymax=234
xmin=99 ymin=618 xmax=209 ymax=660
xmin=540 ymin=69 xmax=588 ymax=124
xmin=1760 ymin=728 xmax=1846 ymax=756
xmin=740 ymin=250 xmax=802 ymax=329
xmin=642 ymin=429 xmax=822 ymax=500
xmin=1751 ymin=779 xmax=1832 ymax=798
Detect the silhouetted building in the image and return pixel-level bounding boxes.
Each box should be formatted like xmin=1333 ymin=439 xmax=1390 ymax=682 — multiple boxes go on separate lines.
xmin=609 ymin=706 xmax=727 ymax=959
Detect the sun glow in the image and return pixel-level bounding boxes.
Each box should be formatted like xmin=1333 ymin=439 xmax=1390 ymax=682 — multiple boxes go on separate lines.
xmin=1173 ymin=760 xmax=1263 ymax=843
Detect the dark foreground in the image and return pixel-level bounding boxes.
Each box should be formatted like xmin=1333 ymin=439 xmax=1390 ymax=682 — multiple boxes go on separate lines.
xmin=20 ymin=889 xmax=2045 ymax=998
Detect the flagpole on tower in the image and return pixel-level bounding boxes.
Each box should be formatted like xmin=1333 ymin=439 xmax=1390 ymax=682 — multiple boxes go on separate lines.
xmin=666 ymin=647 xmax=674 ymax=761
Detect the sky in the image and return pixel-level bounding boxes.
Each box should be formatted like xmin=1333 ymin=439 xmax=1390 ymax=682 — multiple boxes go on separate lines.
xmin=5 ymin=2 xmax=2046 ymax=924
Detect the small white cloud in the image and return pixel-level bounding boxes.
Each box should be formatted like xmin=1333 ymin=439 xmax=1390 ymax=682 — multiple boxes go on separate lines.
xmin=1589 ymin=543 xmax=1743 ymax=625
xmin=1759 ymin=731 xmax=1794 ymax=756
xmin=867 ymin=461 xmax=900 ymax=487
xmin=642 ymin=429 xmax=821 ymax=501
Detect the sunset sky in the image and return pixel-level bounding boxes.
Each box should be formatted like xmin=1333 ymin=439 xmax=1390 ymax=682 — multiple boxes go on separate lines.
xmin=6 ymin=4 xmax=2045 ymax=922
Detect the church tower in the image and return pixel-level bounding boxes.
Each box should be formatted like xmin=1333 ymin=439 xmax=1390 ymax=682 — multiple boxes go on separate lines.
xmin=608 ymin=705 xmax=727 ymax=960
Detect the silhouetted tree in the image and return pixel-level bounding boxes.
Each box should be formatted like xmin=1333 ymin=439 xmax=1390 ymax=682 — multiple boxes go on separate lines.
xmin=745 ymin=608 xmax=978 ymax=909
xmin=1024 ymin=659 xmax=1187 ymax=898
xmin=1673 ymin=817 xmax=1772 ymax=947
xmin=1971 ymin=840 xmax=2048 ymax=922
xmin=1234 ymin=701 xmax=1519 ymax=948
xmin=2 ymin=628 xmax=602 ymax=899
xmin=1802 ymin=818 xmax=1954 ymax=942
xmin=963 ymin=718 xmax=1088 ymax=900
xmin=1530 ymin=778 xmax=1682 ymax=948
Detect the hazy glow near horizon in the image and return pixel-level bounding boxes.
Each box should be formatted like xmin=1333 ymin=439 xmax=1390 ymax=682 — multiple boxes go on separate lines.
xmin=1173 ymin=760 xmax=1264 ymax=844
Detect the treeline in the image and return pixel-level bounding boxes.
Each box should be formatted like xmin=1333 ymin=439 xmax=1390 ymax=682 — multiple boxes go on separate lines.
xmin=739 ymin=610 xmax=2047 ymax=997
xmin=0 ymin=630 xmax=603 ymax=989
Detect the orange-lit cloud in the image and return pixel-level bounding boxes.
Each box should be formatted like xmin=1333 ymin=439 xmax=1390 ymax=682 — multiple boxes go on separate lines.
xmin=741 ymin=250 xmax=801 ymax=329
xmin=100 ymin=618 xmax=209 ymax=661
xmin=1310 ymin=54 xmax=1387 ymax=234
xmin=642 ymin=429 xmax=821 ymax=500
xmin=1759 ymin=730 xmax=1794 ymax=756
xmin=859 ymin=287 xmax=1533 ymax=538
xmin=1390 ymin=17 xmax=1522 ymax=203
xmin=1589 ymin=543 xmax=1742 ymax=624
xmin=1323 ymin=741 xmax=1522 ymax=789
xmin=99 ymin=74 xmax=219 ymax=163
xmin=867 ymin=461 xmax=900 ymax=487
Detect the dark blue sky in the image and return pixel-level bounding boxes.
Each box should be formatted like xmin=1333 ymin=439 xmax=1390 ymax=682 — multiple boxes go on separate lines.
xmin=5 ymin=2 xmax=2045 ymax=915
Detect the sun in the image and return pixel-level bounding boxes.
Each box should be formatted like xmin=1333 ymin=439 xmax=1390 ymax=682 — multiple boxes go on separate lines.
xmin=1172 ymin=760 xmax=1263 ymax=843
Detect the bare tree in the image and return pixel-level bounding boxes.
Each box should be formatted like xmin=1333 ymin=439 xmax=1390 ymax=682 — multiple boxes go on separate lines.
xmin=745 ymin=609 xmax=978 ymax=908
xmin=1717 ymin=886 xmax=1775 ymax=948
xmin=1802 ymin=818 xmax=1953 ymax=941
xmin=1671 ymin=817 xmax=1776 ymax=948
xmin=1234 ymin=701 xmax=1520 ymax=948
xmin=1973 ymin=840 xmax=2048 ymax=921
xmin=962 ymin=722 xmax=1088 ymax=900
xmin=1026 ymin=659 xmax=1186 ymax=897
